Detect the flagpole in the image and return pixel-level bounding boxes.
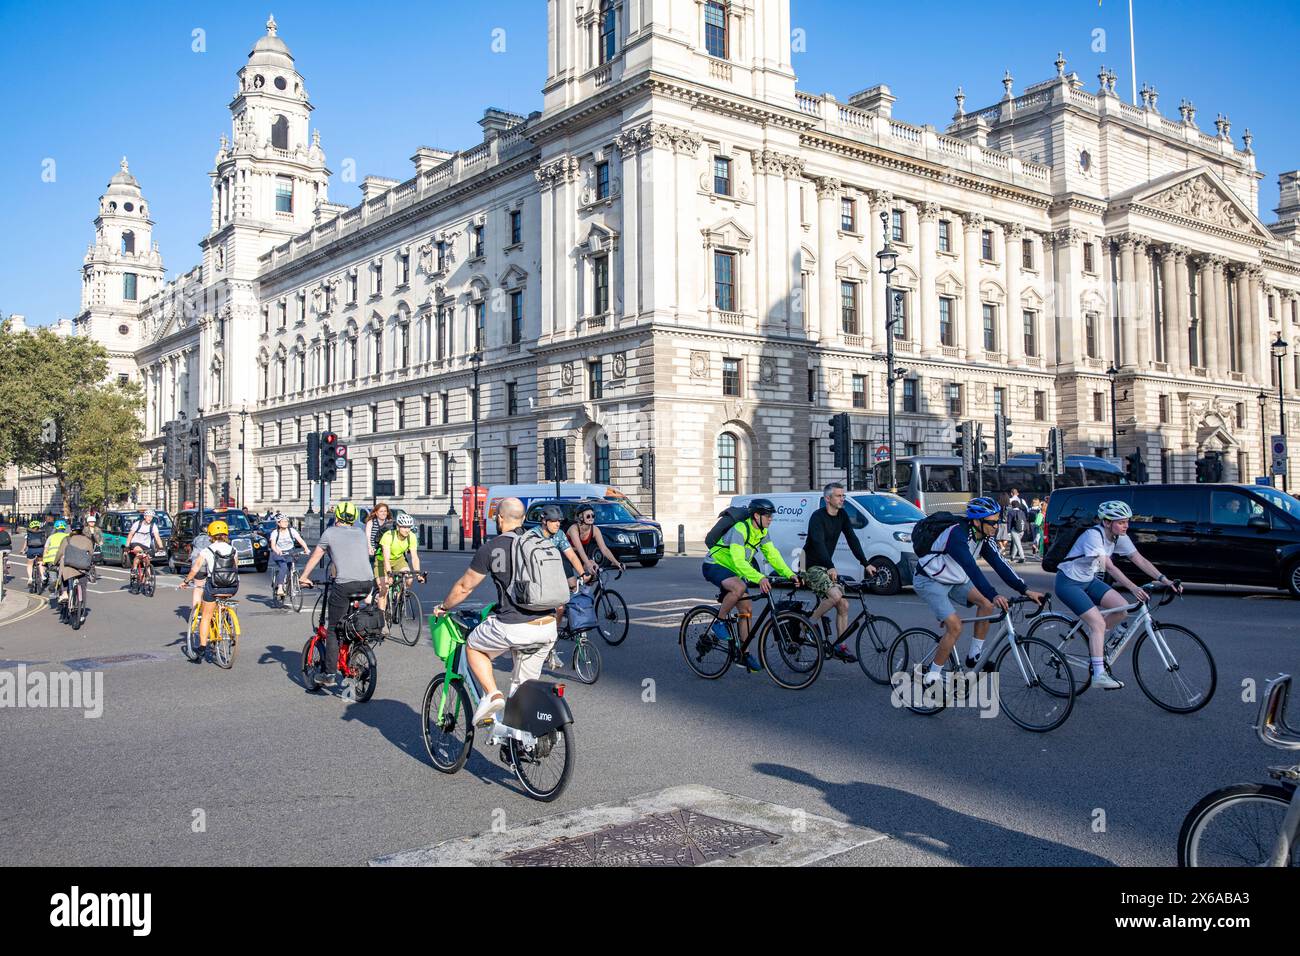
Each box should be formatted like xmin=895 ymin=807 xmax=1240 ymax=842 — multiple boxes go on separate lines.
xmin=1129 ymin=0 xmax=1138 ymax=105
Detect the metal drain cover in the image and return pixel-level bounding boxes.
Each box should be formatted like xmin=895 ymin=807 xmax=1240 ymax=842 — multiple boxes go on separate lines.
xmin=503 ymin=809 xmax=780 ymax=867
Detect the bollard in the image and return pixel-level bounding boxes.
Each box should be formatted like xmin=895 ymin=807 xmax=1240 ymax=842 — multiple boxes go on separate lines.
xmin=677 ymin=524 xmax=685 ymax=555
xmin=442 ymin=525 xmax=450 ymax=551
xmin=459 ymin=523 xmax=466 ymax=551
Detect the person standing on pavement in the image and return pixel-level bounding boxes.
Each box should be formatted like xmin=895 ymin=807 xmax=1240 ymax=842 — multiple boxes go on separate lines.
xmin=299 ymin=502 xmax=373 ymax=689
xmin=802 ymin=483 xmax=877 ymax=663
xmin=1007 ymin=497 xmax=1028 ymax=564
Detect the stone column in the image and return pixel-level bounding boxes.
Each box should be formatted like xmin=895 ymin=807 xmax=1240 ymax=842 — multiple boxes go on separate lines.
xmin=615 ymin=131 xmax=641 ymax=321
xmin=1133 ymin=237 xmax=1153 ymax=368
xmin=1198 ymin=256 xmax=1219 ymax=376
xmin=919 ymin=202 xmax=940 ymax=354
xmin=1209 ymin=257 xmax=1228 ymax=378
xmin=1174 ymin=247 xmax=1192 ymax=372
xmin=961 ymin=211 xmax=984 ymax=359
xmin=1247 ymin=266 xmax=1264 ymax=384
xmin=1118 ymin=235 xmax=1137 ymax=368
xmin=1004 ymin=222 xmax=1024 ymax=364
xmin=1235 ymin=267 xmax=1253 ymax=381
xmin=1052 ymin=228 xmax=1082 ymax=366
xmin=1160 ymin=248 xmax=1180 ymax=370
xmin=534 ymin=161 xmax=558 ymax=338
xmin=815 ymin=177 xmax=841 ymax=344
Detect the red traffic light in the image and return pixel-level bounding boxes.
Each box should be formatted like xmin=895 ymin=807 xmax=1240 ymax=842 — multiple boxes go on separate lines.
xmin=322 ymin=432 xmax=338 ymax=446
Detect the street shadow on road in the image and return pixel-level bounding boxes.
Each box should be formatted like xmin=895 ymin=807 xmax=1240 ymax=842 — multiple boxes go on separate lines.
xmin=260 ymin=643 xmax=310 ymax=689
xmin=754 ymin=762 xmax=1113 ymax=866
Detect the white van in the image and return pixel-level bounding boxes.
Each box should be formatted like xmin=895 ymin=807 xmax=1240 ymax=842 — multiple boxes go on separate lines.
xmin=728 ymin=491 xmax=921 ymax=594
xmin=485 ymin=483 xmax=643 ymax=535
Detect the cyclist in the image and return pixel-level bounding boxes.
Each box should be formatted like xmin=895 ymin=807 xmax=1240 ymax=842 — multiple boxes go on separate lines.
xmin=802 ymin=482 xmax=878 ymax=664
xmin=54 ymin=524 xmax=97 ymax=615
xmin=530 ymin=504 xmax=588 ymax=644
xmin=23 ymin=520 xmax=46 ymax=587
xmin=375 ymin=512 xmax=426 ymax=624
xmin=179 ymin=520 xmax=240 ymax=652
xmin=299 ymin=502 xmax=373 ymax=689
xmin=364 ymin=502 xmax=392 ymax=558
xmin=41 ymin=520 xmax=71 ymax=596
xmin=1053 ymin=499 xmax=1182 ymax=691
xmin=267 ymin=513 xmax=307 ymax=603
xmin=913 ymin=497 xmax=1046 ymax=686
xmin=567 ymin=504 xmax=625 ymax=575
xmin=126 ymin=510 xmax=163 ymax=581
xmin=82 ymin=513 xmax=102 ymax=557
xmin=702 ymin=498 xmax=799 ymax=672
xmin=432 ymin=497 xmax=560 ymax=726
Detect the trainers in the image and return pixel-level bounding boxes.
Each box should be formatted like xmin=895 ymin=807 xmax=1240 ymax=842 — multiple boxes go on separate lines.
xmin=741 ymin=652 xmax=762 ymax=672
xmin=1092 ymin=671 xmax=1125 ymax=690
xmin=964 ymin=654 xmax=979 ymax=669
xmin=921 ymin=667 xmax=945 ymax=686
xmin=710 ymin=620 xmax=731 ymax=643
xmin=316 ymin=672 xmax=337 ymax=688
xmin=831 ymin=643 xmax=858 ymax=664
xmin=472 ymin=692 xmax=506 ymax=726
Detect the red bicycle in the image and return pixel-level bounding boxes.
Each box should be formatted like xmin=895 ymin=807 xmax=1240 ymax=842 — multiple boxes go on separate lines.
xmin=128 ymin=547 xmax=155 ymax=598
xmin=300 ymin=579 xmax=378 ymax=702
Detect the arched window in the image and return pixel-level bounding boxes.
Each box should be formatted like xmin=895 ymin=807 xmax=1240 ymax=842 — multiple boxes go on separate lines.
xmin=599 ymin=1 xmax=617 ymax=63
xmin=590 ymin=431 xmax=611 ymax=484
xmin=717 ymin=432 xmax=738 ymax=494
xmin=271 ymin=115 xmax=289 ymax=151
xmin=121 ymin=231 xmax=135 ymax=254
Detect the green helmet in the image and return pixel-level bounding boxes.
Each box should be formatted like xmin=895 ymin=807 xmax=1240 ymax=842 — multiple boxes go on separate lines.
xmin=333 ymin=501 xmax=359 ymax=524
xmin=28 ymin=520 xmax=40 ymax=530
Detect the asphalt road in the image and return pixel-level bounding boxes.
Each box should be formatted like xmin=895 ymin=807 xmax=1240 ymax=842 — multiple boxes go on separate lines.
xmin=0 ymin=550 xmax=1295 ymax=866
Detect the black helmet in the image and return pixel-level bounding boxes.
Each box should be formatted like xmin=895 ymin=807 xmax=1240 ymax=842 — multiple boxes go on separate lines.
xmin=540 ymin=505 xmax=564 ymax=521
xmin=748 ymin=498 xmax=777 ymax=517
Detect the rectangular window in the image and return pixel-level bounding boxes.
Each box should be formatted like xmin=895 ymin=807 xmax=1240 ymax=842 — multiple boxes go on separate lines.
xmin=981 ymin=229 xmax=994 ymax=262
xmin=1034 ymin=390 xmax=1047 ymax=421
xmin=509 ymin=210 xmax=522 ymax=246
xmin=713 ymin=156 xmax=731 ymax=196
xmin=370 ymin=403 xmax=379 ymax=433
xmin=422 ymin=452 xmax=432 ymax=495
xmin=275 ymin=177 xmax=293 ymax=213
xmin=1022 ymin=238 xmax=1034 ymax=270
xmin=1093 ymin=392 xmax=1105 ymax=422
xmin=435 ymin=241 xmax=446 ymax=272
xmin=939 ymin=297 xmax=954 ymax=347
xmin=807 ymin=368 xmax=817 ymax=403
xmin=1023 ymin=310 xmax=1038 ymax=356
xmin=892 ymin=291 xmax=908 ymax=340
xmin=506 ymin=382 xmax=518 ymax=417
xmin=261 ymin=305 xmax=269 ymax=333
xmin=441 ymin=393 xmax=449 ymax=425
xmin=589 ymin=360 xmax=603 ymax=400
xmin=704 ymin=1 xmax=728 ymax=58
xmin=596 ymin=162 xmax=610 ymax=200
xmin=903 ymin=378 xmax=918 ymax=413
xmin=1085 ymin=311 xmax=1099 ymax=358
xmin=396 ymin=455 xmax=406 ymax=497
xmin=348 ymin=273 xmax=358 ymax=303
xmin=714 ymin=252 xmax=736 ymax=312
xmin=723 ymin=357 xmax=741 ymax=397
xmin=472 ymin=225 xmax=484 ymax=258
xmin=938 ymin=219 xmax=951 ymax=253
xmin=1268 ymin=296 xmax=1275 ymax=319
xmin=891 ymin=208 xmax=905 ymax=242
xmin=852 ymin=374 xmax=866 ymax=409
xmin=423 ymin=394 xmax=432 ymax=427
xmin=297 ymin=292 xmax=306 ymax=323
xmin=278 ymin=301 xmax=287 ymax=327
xmin=374 ymin=261 xmax=383 ymax=296
xmin=994 ymin=387 xmax=1006 ymax=419
xmin=1235 ymin=402 xmax=1245 ymax=428
xmin=436 ymin=309 xmax=447 ymax=361
xmin=840 ymin=281 xmax=859 ymax=335
xmin=398 ymin=252 xmax=409 ymax=286
xmin=507 ymin=446 xmax=519 ymax=484
xmin=594 ymin=255 xmax=611 ymax=314
xmin=510 ymin=290 xmax=523 ymax=344
xmin=474 ymin=301 xmax=486 ymax=351
xmin=947 ymin=383 xmax=963 ymax=416
xmin=982 ymin=303 xmax=997 ymax=352
xmin=1159 ymin=394 xmax=1170 ymax=423
xmin=1083 ymin=242 xmax=1096 ymax=273
xmin=123 ymin=273 xmax=137 ymax=301
xmin=808 ymin=438 xmax=817 ymax=489
xmin=841 ymin=198 xmax=856 ymax=232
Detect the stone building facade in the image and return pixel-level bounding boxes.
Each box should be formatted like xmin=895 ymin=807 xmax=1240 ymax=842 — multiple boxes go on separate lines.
xmin=45 ymin=2 xmax=1300 ymax=537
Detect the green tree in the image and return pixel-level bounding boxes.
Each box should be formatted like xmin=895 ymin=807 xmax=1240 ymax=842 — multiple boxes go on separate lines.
xmin=66 ymin=383 xmax=145 ymax=510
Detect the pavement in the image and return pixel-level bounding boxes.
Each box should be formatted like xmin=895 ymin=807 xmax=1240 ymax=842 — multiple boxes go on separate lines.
xmin=0 ymin=550 xmax=1295 ymax=866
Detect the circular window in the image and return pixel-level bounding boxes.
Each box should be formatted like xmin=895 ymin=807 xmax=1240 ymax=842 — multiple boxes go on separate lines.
xmin=118 ymin=324 xmax=130 ymax=336
xmin=1079 ymin=149 xmax=1092 ymax=172
xmin=274 ymin=76 xmax=287 ymax=91
xmin=123 ymin=202 xmax=134 ymax=212
xmin=253 ymin=74 xmax=265 ymax=89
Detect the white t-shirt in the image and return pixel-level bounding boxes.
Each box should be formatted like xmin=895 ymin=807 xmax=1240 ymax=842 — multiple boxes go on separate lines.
xmin=271 ymin=528 xmax=298 ymax=552
xmin=917 ymin=523 xmax=978 ymax=586
xmin=1059 ymin=526 xmax=1136 ymax=583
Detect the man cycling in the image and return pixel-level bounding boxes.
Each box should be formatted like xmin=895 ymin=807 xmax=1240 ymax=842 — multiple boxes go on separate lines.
xmin=702 ymin=498 xmax=799 ymax=672
xmin=54 ymin=524 xmax=98 ymax=615
xmin=375 ymin=512 xmax=426 ymax=625
xmin=24 ymin=520 xmax=47 ymax=587
xmin=913 ymin=497 xmax=1046 ymax=686
xmin=267 ymin=513 xmax=307 ymax=603
xmin=802 ymin=482 xmax=878 ymax=664
xmin=126 ymin=510 xmax=163 ymax=579
xmin=41 ymin=520 xmax=71 ymax=597
xmin=299 ymin=502 xmax=373 ymax=689
xmin=1053 ymin=500 xmax=1181 ymax=691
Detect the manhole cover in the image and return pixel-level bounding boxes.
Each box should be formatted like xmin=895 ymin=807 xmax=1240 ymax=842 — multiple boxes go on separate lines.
xmin=502 ymin=809 xmax=780 ymax=867
xmin=63 ymin=653 xmax=169 ymax=671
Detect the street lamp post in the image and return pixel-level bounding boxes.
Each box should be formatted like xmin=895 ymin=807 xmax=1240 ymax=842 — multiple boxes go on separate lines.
xmin=470 ymin=349 xmax=483 ymax=548
xmin=196 ymin=407 xmax=206 ymax=517
xmin=1258 ymin=391 xmax=1269 ymax=483
xmin=876 ymin=211 xmax=901 ymax=494
xmin=446 ymin=457 xmax=457 ymax=517
xmin=1106 ymin=365 xmax=1120 ymax=458
xmin=238 ymin=406 xmax=248 ymax=510
xmin=1273 ymin=334 xmax=1290 ymax=492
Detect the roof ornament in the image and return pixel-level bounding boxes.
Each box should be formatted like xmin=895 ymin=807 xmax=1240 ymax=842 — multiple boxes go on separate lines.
xmin=1242 ymin=128 xmax=1253 ymax=154
xmin=1001 ymin=70 xmax=1014 ymax=100
xmin=120 ymin=156 xmax=129 ymax=173
xmin=1054 ymin=52 xmax=1066 ymax=78
xmin=266 ymin=13 xmax=277 ymax=36
xmin=953 ymin=86 xmax=966 ymax=120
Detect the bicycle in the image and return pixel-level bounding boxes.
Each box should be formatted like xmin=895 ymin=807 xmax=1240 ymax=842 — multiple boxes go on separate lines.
xmin=271 ymin=551 xmax=304 ymax=612
xmin=180 ymin=583 xmax=240 ymax=669
xmin=678 ymin=578 xmax=823 ymax=690
xmin=128 ymin=550 xmax=156 ymax=598
xmin=888 ymin=596 xmax=1076 ymax=732
xmin=784 ymin=571 xmax=902 ymax=684
xmin=299 ymin=579 xmax=378 ymax=702
xmin=584 ymin=564 xmax=629 ymax=646
xmin=551 ymin=604 xmax=602 ymax=685
xmin=422 ymin=606 xmax=575 ymax=801
xmin=30 ymin=560 xmax=50 ymax=595
xmin=1178 ymin=673 xmax=1300 ymax=866
xmin=62 ymin=568 xmax=96 ymax=631
xmin=1024 ymin=580 xmax=1215 ymax=713
xmin=380 ymin=568 xmax=426 ymax=646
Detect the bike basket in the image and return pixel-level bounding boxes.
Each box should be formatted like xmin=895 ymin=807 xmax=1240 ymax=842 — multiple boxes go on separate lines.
xmin=430 ymin=613 xmax=466 ymax=660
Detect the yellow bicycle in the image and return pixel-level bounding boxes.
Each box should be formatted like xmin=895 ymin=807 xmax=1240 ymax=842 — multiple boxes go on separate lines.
xmin=182 ymin=588 xmax=240 ymax=669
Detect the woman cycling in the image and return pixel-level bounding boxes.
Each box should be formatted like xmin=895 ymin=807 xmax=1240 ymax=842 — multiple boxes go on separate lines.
xmin=364 ymin=502 xmax=392 ymax=558
xmin=1053 ymin=500 xmax=1181 ymax=691
xmin=179 ymin=520 xmax=240 ymax=652
xmin=566 ymin=504 xmax=625 ymax=575
xmin=268 ymin=513 xmax=307 ymax=603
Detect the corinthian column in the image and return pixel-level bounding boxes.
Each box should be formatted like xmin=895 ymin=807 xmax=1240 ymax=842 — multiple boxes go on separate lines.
xmin=1235 ymin=267 xmax=1254 ymax=381
xmin=961 ymin=211 xmax=984 ymax=359
xmin=1134 ymin=237 xmax=1153 ymax=368
xmin=1174 ymin=247 xmax=1192 ymax=372
xmin=1160 ymin=248 xmax=1179 ymax=369
xmin=1199 ymin=256 xmax=1221 ymax=377
xmin=814 ymin=177 xmax=841 ymax=344
xmin=1246 ymin=266 xmax=1264 ymax=383
xmin=1118 ymin=235 xmax=1137 ymax=368
xmin=919 ymin=202 xmax=940 ymax=354
xmin=1004 ymin=222 xmax=1024 ymax=364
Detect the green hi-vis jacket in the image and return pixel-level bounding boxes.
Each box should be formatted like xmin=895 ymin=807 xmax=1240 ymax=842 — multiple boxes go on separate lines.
xmin=704 ymin=518 xmax=794 ymax=584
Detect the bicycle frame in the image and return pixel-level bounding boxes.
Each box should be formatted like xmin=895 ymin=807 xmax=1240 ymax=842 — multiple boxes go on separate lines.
xmin=912 ymin=602 xmax=1047 ymax=687
xmin=434 ymin=636 xmax=545 ymax=749
xmin=1044 ymin=587 xmax=1176 ymax=672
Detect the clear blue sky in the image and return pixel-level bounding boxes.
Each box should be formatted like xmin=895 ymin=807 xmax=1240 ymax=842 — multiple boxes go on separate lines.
xmin=2 ymin=0 xmax=1295 ymax=325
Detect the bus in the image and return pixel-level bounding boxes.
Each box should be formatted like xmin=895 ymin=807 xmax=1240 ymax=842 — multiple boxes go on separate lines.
xmin=873 ymin=454 xmax=1126 ymax=514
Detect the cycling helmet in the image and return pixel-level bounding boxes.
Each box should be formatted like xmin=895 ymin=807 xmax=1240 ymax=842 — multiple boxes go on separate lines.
xmin=274 ymin=512 xmax=287 ymax=523
xmin=333 ymin=501 xmax=359 ymax=524
xmin=143 ymin=509 xmax=155 ymax=518
xmin=207 ymin=520 xmax=229 ymax=537
xmin=1097 ymin=500 xmax=1133 ymax=522
xmin=395 ymin=512 xmax=415 ymax=528
xmin=748 ymin=498 xmax=777 ymax=517
xmin=540 ymin=505 xmax=564 ymax=522
xmin=53 ymin=519 xmax=69 ymax=531
xmin=85 ymin=514 xmax=97 ymax=524
xmin=28 ymin=520 xmax=40 ymax=530
xmin=964 ymin=497 xmax=1002 ymax=520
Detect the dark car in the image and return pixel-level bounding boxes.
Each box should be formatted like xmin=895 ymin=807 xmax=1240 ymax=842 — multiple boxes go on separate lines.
xmin=523 ymin=498 xmax=664 ymax=567
xmin=1045 ymin=483 xmax=1300 ymax=597
xmin=168 ymin=508 xmax=269 ymax=574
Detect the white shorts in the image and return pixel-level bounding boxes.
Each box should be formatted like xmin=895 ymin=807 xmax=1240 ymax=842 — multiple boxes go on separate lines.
xmin=468 ymin=614 xmax=558 ymax=696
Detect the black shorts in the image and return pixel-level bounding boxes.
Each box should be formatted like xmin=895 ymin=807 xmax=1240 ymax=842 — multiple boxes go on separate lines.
xmin=202 ymin=579 xmax=239 ymax=602
xmin=25 ymin=548 xmax=43 ymax=560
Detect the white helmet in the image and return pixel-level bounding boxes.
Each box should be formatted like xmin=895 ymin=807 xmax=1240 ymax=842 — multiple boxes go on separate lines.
xmin=1097 ymin=500 xmax=1133 ymax=522
xmin=274 ymin=512 xmax=287 ymax=523
xmin=86 ymin=514 xmax=97 ymax=524
xmin=395 ymin=512 xmax=414 ymax=528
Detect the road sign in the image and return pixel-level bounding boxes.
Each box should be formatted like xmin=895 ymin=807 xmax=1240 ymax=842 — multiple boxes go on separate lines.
xmin=1272 ymin=434 xmax=1288 ymax=476
xmin=874 ymin=444 xmax=890 ymax=463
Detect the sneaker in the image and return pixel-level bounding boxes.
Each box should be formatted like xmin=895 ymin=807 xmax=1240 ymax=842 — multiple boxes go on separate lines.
xmin=58 ymin=591 xmax=68 ymax=604
xmin=964 ymin=655 xmax=979 ymax=669
xmin=741 ymin=652 xmax=762 ymax=672
xmin=921 ymin=667 xmax=945 ymax=686
xmin=472 ymin=692 xmax=506 ymax=726
xmin=830 ymin=643 xmax=858 ymax=664
xmin=316 ymin=672 xmax=338 ymax=688
xmin=710 ymin=621 xmax=731 ymax=643
xmin=1092 ymin=671 xmax=1125 ymax=690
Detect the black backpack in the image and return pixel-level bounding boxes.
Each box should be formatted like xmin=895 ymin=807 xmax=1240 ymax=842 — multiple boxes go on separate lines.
xmin=209 ymin=546 xmax=239 ymax=588
xmin=26 ymin=529 xmax=45 ymax=550
xmin=911 ymin=511 xmax=963 ymax=558
xmin=1009 ymin=507 xmax=1027 ymax=535
xmin=704 ymin=506 xmax=752 ymax=550
xmin=1041 ymin=522 xmax=1094 ymax=574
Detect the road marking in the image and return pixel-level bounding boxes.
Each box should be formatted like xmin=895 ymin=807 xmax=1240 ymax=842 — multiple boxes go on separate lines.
xmin=632 ymin=614 xmax=689 ymax=629
xmin=0 ymin=594 xmax=47 ymax=629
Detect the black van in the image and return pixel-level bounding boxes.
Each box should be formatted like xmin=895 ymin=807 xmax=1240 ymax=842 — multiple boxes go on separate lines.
xmin=1045 ymin=483 xmax=1300 ymax=597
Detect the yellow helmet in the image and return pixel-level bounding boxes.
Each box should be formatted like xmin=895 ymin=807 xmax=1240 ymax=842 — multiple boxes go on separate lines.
xmin=207 ymin=520 xmax=230 ymax=537
xmin=333 ymin=501 xmax=358 ymax=524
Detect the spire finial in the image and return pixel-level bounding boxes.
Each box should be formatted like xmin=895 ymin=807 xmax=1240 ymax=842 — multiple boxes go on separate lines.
xmin=1002 ymin=69 xmax=1014 ymax=100
xmin=953 ymin=86 xmax=966 ymax=120
xmin=120 ymin=156 xmax=129 ymax=173
xmin=1055 ymin=51 xmax=1066 ymax=78
xmin=266 ymin=13 xmax=278 ymax=36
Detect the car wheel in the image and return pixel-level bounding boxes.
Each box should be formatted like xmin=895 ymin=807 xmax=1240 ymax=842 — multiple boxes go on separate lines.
xmin=1286 ymin=558 xmax=1300 ymax=599
xmin=639 ymin=559 xmax=660 ymax=568
xmin=867 ymin=557 xmax=902 ymax=596
xmin=120 ymin=550 xmax=131 ymax=571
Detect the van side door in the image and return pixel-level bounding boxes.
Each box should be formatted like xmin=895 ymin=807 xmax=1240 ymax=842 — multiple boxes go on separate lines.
xmin=1124 ymin=487 xmax=1203 ymax=579
xmin=1198 ymin=489 xmax=1278 ymax=586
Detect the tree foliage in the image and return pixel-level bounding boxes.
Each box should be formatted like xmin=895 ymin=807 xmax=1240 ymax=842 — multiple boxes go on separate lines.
xmin=66 ymin=383 xmax=145 ymax=509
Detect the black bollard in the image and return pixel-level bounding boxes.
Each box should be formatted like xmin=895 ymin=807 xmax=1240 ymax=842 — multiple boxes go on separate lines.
xmin=442 ymin=525 xmax=449 ymax=551
xmin=459 ymin=523 xmax=466 ymax=551
xmin=677 ymin=524 xmax=685 ymax=555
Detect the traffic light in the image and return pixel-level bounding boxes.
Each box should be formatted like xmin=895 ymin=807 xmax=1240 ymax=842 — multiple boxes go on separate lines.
xmin=1125 ymin=449 xmax=1148 ymax=484
xmin=1195 ymin=453 xmax=1224 ymax=484
xmin=544 ymin=437 xmax=569 ymax=482
xmin=975 ymin=421 xmax=988 ymax=465
xmin=954 ymin=421 xmax=975 ymax=472
xmin=221 ymin=480 xmax=230 ymax=505
xmin=1035 ymin=446 xmax=1051 ymax=476
xmin=307 ymin=432 xmax=320 ymax=481
xmin=994 ymin=413 xmax=1012 ymax=464
xmin=830 ymin=413 xmax=851 ymax=470
xmin=188 ymin=438 xmax=200 ymax=471
xmin=320 ymin=432 xmax=339 ymax=482
xmin=638 ymin=451 xmax=654 ymax=490
xmin=1048 ymin=427 xmax=1066 ymax=475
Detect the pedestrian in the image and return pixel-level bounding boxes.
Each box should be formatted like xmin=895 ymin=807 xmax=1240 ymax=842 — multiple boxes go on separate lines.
xmin=1035 ymin=495 xmax=1048 ymax=553
xmin=995 ymin=493 xmax=1011 ymax=556
xmin=1007 ymin=497 xmax=1027 ymax=563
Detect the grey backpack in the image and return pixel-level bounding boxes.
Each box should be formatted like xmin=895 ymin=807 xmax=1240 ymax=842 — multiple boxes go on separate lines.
xmin=509 ymin=531 xmax=571 ymax=612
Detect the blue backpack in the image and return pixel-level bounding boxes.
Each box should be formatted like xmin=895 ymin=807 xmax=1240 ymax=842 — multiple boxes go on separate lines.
xmin=566 ymin=591 xmax=597 ymax=632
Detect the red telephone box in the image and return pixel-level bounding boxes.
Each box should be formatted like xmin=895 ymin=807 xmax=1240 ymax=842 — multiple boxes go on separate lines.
xmin=460 ymin=486 xmax=487 ymax=539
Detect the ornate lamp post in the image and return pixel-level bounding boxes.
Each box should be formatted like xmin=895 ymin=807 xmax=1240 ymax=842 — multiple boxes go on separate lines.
xmin=876 ymin=211 xmax=901 ymax=494
xmin=1106 ymin=365 xmax=1120 ymax=458
xmin=238 ymin=405 xmax=248 ymax=510
xmin=470 ymin=349 xmax=483 ymax=547
xmin=1272 ymin=333 xmax=1289 ymax=491
xmin=446 ymin=456 xmax=457 ymax=517
xmin=1258 ymin=391 xmax=1269 ymax=482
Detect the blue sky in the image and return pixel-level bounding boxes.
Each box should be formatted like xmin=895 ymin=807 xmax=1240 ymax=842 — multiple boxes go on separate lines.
xmin=2 ymin=0 xmax=1296 ymax=325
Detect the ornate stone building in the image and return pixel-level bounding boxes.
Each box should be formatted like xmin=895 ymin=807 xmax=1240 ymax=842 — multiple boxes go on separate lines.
xmin=56 ymin=3 xmax=1298 ymax=536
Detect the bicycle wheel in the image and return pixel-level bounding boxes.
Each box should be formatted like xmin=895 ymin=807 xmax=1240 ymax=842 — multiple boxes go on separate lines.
xmin=888 ymin=628 xmax=949 ymax=715
xmin=678 ymin=606 xmax=733 ymax=679
xmin=213 ymin=609 xmax=238 ymax=670
xmin=594 ymin=590 xmax=629 ymax=646
xmin=855 ymin=615 xmax=902 ymax=685
xmin=510 ymin=723 xmax=574 ymax=802
xmin=289 ymin=573 xmax=303 ymax=613
xmin=993 ymin=637 xmax=1075 ymax=733
xmin=301 ymin=636 xmax=326 ymax=691
xmin=343 ymin=642 xmax=377 ymax=702
xmin=1132 ymin=623 xmax=1216 ymax=714
xmin=142 ymin=566 xmax=155 ymax=598
xmin=571 ymin=634 xmax=602 ymax=684
xmin=1026 ymin=612 xmax=1092 ymax=695
xmin=71 ymin=583 xmax=86 ymax=631
xmin=1179 ymin=784 xmax=1300 ymax=866
xmin=183 ymin=609 xmax=203 ymax=662
xmin=757 ymin=611 xmax=823 ymax=690
xmin=422 ymin=675 xmax=474 ymax=773
xmin=393 ymin=591 xmax=423 ymax=646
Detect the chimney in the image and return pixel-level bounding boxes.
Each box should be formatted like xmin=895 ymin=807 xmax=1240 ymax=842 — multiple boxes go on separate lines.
xmin=360 ymin=176 xmax=399 ymax=202
xmin=411 ymin=147 xmax=454 ymax=176
xmin=846 ymin=84 xmax=896 ymax=117
xmin=478 ymin=107 xmax=526 ymax=140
